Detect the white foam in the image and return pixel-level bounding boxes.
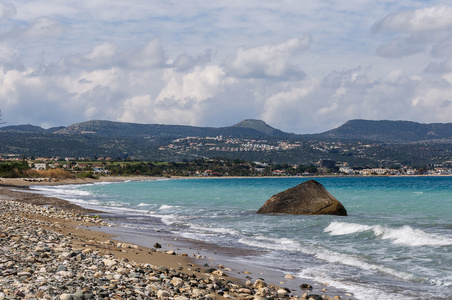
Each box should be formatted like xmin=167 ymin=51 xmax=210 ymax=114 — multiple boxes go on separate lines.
xmin=31 ymin=185 xmax=92 ymax=197
xmin=376 ymin=225 xmax=452 ymax=247
xmin=238 ymin=235 xmax=415 ymax=282
xmin=159 ymin=204 xmax=180 ymax=210
xmin=189 ymin=223 xmax=240 ymax=236
xmin=159 ymin=214 xmax=179 ymax=225
xmin=312 ymin=248 xmax=415 ymax=281
xmin=324 ymin=221 xmax=372 ymax=235
xmin=325 ymin=222 xmax=452 ymax=247
xmin=238 ymin=236 xmax=301 ymax=252
xmin=298 ymin=267 xmax=414 ymax=300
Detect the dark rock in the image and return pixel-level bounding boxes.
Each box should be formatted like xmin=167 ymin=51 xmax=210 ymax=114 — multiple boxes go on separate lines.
xmin=205 ymin=268 xmax=217 ymax=273
xmin=256 ymin=180 xmax=347 ymax=216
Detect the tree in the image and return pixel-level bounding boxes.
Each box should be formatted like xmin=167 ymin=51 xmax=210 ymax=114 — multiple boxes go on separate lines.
xmin=0 ymin=110 xmax=4 ymax=124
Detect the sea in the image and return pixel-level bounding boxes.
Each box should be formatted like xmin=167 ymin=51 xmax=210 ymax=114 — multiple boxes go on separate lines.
xmin=30 ymin=176 xmax=452 ymax=300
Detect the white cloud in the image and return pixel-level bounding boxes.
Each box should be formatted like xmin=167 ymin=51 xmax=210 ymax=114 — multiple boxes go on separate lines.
xmin=376 ymin=39 xmax=425 ymax=58
xmin=13 ymin=17 xmax=66 ymax=39
xmin=224 ymin=37 xmax=311 ymax=79
xmin=371 ymin=5 xmax=452 ymax=34
xmin=171 ymin=50 xmax=213 ymax=72
xmin=424 ymin=58 xmax=452 ymax=73
xmin=119 ymin=39 xmax=167 ymax=69
xmin=372 ymin=5 xmax=452 ymax=59
xmin=0 ymin=2 xmax=16 ymax=21
xmin=431 ymin=42 xmax=452 ymax=58
xmin=0 ymin=43 xmax=23 ymax=70
xmin=156 ymin=65 xmax=225 ymax=106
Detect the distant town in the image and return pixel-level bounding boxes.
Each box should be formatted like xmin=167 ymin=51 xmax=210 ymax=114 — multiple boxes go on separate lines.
xmin=1 ymin=154 xmax=451 ymax=180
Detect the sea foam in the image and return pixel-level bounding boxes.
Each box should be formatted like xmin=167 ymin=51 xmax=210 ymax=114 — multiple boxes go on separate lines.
xmin=325 ymin=222 xmax=452 ymax=247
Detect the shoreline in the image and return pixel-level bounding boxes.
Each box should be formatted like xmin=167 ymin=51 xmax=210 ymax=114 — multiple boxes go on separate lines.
xmin=0 ymin=176 xmax=355 ymax=299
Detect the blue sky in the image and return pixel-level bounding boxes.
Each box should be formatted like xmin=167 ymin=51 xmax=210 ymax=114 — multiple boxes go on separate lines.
xmin=1 ymin=1 xmax=452 ymax=133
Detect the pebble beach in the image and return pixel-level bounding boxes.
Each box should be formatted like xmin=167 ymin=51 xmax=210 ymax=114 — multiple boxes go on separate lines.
xmin=0 ymin=178 xmax=349 ymax=300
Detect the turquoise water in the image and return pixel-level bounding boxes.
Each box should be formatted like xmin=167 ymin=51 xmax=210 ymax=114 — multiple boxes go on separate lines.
xmin=32 ymin=177 xmax=452 ymax=300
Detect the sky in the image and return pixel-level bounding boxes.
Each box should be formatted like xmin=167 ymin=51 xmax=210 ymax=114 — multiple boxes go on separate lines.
xmin=1 ymin=1 xmax=452 ymax=134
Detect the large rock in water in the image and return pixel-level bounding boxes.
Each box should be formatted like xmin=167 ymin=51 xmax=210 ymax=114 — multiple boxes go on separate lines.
xmin=256 ymin=180 xmax=347 ymax=216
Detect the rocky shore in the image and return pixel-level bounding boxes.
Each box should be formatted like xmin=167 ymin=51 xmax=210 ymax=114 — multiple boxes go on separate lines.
xmin=0 ymin=182 xmax=350 ymax=300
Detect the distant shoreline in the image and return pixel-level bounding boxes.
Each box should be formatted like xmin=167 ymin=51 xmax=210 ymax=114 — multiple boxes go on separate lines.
xmin=1 ymin=173 xmax=451 ymax=188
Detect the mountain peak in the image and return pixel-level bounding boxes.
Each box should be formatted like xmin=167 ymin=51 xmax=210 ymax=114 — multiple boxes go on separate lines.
xmin=232 ymin=119 xmax=285 ymax=136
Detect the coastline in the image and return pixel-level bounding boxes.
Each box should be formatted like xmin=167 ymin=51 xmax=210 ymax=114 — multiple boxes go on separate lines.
xmin=0 ymin=176 xmax=354 ymax=300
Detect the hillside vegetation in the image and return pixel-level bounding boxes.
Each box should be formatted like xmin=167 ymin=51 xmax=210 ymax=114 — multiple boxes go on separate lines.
xmin=1 ymin=119 xmax=451 ymax=166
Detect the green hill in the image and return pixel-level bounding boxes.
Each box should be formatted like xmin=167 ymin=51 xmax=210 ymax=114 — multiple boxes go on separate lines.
xmin=318 ymin=119 xmax=452 ymax=142
xmin=0 ymin=119 xmax=451 ymax=165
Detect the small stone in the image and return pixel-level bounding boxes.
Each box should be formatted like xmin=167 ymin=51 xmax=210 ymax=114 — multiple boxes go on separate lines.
xmin=285 ymin=274 xmax=295 ymax=279
xmin=116 ymin=267 xmax=128 ymax=274
xmin=237 ymin=288 xmax=252 ymax=294
xmin=300 ymin=283 xmax=313 ymax=290
xmin=157 ymin=290 xmax=170 ymax=298
xmin=59 ymin=294 xmax=73 ymax=300
xmin=192 ymin=289 xmax=202 ymax=297
xmin=35 ymin=246 xmax=46 ymax=253
xmin=73 ymin=290 xmax=84 ymax=299
xmin=57 ymin=271 xmax=74 ymax=278
xmin=102 ymin=259 xmax=117 ymax=267
xmin=277 ymin=288 xmax=289 ymax=295
xmin=170 ymin=277 xmax=184 ymax=287
xmin=212 ymin=270 xmax=225 ymax=276
xmin=158 ymin=266 xmax=168 ymax=272
xmin=58 ymin=265 xmax=68 ymax=271
xmin=253 ymin=279 xmax=267 ymax=288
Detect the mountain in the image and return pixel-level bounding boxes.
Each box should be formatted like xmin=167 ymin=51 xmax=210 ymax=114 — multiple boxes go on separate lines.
xmin=0 ymin=119 xmax=451 ymax=165
xmin=2 ymin=119 xmax=451 ymax=142
xmin=53 ymin=119 xmax=292 ymax=139
xmin=318 ymin=119 xmax=452 ymax=142
xmin=231 ymin=119 xmax=291 ymax=137
xmin=0 ymin=124 xmax=65 ymax=133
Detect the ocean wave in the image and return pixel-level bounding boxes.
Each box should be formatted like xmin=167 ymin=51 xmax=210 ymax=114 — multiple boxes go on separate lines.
xmin=324 ymin=221 xmax=372 ymax=235
xmin=298 ymin=267 xmax=415 ymax=300
xmin=158 ymin=214 xmax=180 ymax=225
xmin=324 ymin=222 xmax=452 ymax=247
xmin=238 ymin=236 xmax=302 ymax=252
xmin=159 ymin=204 xmax=181 ymax=210
xmin=31 ymin=185 xmax=93 ymax=197
xmin=238 ymin=235 xmax=415 ymax=282
xmin=189 ymin=223 xmax=240 ymax=236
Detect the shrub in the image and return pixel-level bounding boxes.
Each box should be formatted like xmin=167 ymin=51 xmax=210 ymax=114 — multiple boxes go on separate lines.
xmin=22 ymin=168 xmax=75 ymax=179
xmin=75 ymin=171 xmax=98 ymax=179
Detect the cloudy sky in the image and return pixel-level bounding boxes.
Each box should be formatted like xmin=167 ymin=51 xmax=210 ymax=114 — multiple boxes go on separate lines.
xmin=1 ymin=1 xmax=452 ymax=133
